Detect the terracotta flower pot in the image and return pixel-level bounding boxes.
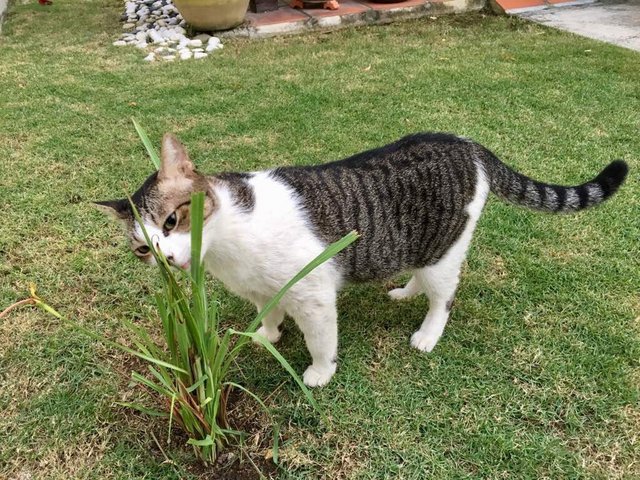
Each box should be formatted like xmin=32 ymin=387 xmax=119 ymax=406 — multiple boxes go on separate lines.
xmin=173 ymin=0 xmax=250 ymax=31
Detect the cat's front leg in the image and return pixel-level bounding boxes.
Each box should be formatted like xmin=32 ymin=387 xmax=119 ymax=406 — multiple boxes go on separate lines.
xmin=252 ymin=299 xmax=285 ymax=344
xmin=291 ymin=298 xmax=338 ymax=388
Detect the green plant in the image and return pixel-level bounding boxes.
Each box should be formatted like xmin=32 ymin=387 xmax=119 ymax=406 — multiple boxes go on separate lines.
xmin=119 ymin=188 xmax=357 ymax=463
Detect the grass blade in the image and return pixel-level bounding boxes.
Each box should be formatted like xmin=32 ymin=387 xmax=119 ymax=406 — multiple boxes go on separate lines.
xmin=190 ymin=191 xmax=205 ymax=284
xmin=231 ymin=330 xmax=319 ymax=412
xmin=116 ymin=402 xmax=169 ymax=418
xmin=132 ymin=118 xmax=161 ymax=169
xmin=187 ymin=436 xmax=214 ymax=447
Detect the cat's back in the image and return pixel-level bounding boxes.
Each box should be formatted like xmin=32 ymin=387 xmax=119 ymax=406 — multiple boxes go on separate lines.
xmin=281 ymin=132 xmax=471 ymax=174
xmin=269 ymin=133 xmax=480 ymax=281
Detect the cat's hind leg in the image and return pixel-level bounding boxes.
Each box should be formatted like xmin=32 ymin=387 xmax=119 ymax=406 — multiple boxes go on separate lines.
xmin=410 ymin=162 xmax=489 ymax=352
xmin=410 ymin=262 xmax=462 ymax=352
xmin=388 ymin=275 xmax=422 ymax=300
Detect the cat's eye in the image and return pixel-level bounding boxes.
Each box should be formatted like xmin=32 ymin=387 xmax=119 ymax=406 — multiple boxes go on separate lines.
xmin=136 ymin=245 xmax=150 ymax=255
xmin=164 ymin=212 xmax=177 ymax=231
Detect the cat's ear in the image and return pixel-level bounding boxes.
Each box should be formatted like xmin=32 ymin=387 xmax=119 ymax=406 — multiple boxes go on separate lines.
xmin=159 ymin=133 xmax=195 ymax=180
xmin=93 ymin=199 xmax=130 ymax=221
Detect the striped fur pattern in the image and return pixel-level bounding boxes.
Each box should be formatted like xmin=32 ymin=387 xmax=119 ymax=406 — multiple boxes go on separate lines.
xmin=96 ymin=133 xmax=628 ymax=387
xmin=273 ymin=134 xmax=479 ymax=281
xmin=272 ymin=133 xmax=628 ymax=280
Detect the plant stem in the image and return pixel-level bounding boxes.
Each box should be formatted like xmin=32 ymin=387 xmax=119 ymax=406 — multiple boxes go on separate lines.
xmin=0 ymin=298 xmax=35 ymax=319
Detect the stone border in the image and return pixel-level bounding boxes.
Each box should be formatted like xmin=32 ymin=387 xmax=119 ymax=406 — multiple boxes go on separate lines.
xmin=219 ymin=0 xmax=485 ymax=39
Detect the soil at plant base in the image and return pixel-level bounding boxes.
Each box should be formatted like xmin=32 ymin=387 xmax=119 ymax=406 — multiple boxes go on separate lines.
xmin=151 ymin=386 xmax=279 ymax=479
xmin=191 ymin=454 xmax=278 ymax=480
xmin=205 ymin=387 xmax=280 ymax=479
xmin=109 ymin=337 xmax=281 ymax=477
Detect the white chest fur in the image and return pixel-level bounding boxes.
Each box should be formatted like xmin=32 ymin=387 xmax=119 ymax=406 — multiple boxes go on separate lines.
xmin=202 ymin=172 xmax=341 ymax=304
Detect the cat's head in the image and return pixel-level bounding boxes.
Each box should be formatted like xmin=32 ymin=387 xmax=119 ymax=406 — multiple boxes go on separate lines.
xmin=95 ymin=133 xmax=215 ymax=269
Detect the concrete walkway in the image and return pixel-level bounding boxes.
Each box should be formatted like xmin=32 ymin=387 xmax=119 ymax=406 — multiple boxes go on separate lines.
xmin=516 ymin=0 xmax=640 ymax=52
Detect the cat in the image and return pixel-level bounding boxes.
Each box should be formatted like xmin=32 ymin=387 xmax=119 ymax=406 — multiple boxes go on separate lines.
xmin=96 ymin=132 xmax=628 ymax=387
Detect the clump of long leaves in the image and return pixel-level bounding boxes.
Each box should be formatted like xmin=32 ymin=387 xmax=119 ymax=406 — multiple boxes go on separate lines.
xmin=121 ymin=190 xmax=357 ymax=463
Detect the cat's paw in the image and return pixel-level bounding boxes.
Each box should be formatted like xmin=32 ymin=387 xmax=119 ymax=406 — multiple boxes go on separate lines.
xmin=410 ymin=330 xmax=440 ymax=353
xmin=303 ymin=363 xmax=337 ymax=387
xmin=254 ymin=326 xmax=282 ymax=344
xmin=388 ymin=287 xmax=411 ymax=301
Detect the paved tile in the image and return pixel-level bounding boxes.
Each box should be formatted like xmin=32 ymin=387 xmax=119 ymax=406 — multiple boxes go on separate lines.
xmin=517 ymin=0 xmax=640 ymax=51
xmin=245 ymin=6 xmax=309 ymax=26
xmin=220 ymin=0 xmax=483 ymax=38
xmin=497 ymin=0 xmax=545 ymax=10
xmin=357 ymin=0 xmax=428 ymax=11
xmin=302 ymin=0 xmax=371 ymax=17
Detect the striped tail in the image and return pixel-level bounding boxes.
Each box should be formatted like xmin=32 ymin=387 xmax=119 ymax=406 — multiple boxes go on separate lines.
xmin=479 ymin=148 xmax=629 ymax=213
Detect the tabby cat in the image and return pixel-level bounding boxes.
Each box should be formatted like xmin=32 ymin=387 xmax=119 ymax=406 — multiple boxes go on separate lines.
xmin=97 ymin=133 xmax=628 ymax=387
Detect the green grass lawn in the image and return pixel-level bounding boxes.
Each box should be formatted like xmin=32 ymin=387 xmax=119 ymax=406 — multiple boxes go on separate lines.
xmin=1 ymin=1 xmax=639 ymax=478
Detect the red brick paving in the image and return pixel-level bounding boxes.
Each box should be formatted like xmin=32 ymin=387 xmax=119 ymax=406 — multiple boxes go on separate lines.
xmin=357 ymin=0 xmax=427 ymax=11
xmin=494 ymin=0 xmax=585 ymax=12
xmin=302 ymin=0 xmax=371 ymax=18
xmin=237 ymin=0 xmax=589 ymax=39
xmin=246 ymin=6 xmax=309 ymax=25
xmin=224 ymin=0 xmax=485 ymax=38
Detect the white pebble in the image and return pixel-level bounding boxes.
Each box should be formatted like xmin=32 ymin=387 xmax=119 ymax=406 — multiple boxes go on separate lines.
xmin=193 ymin=33 xmax=211 ymax=43
xmin=205 ymin=43 xmax=222 ymax=52
xmin=112 ymin=40 xmax=127 ymax=46
xmin=135 ymin=41 xmax=148 ymax=49
xmin=162 ymin=55 xmax=176 ymax=61
xmin=208 ymin=36 xmax=221 ymax=45
xmin=194 ymin=52 xmax=207 ymax=60
xmin=143 ymin=53 xmax=155 ymax=62
xmin=147 ymin=29 xmax=163 ymax=44
xmin=188 ymin=39 xmax=202 ymax=47
xmin=179 ymin=50 xmax=193 ymax=60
